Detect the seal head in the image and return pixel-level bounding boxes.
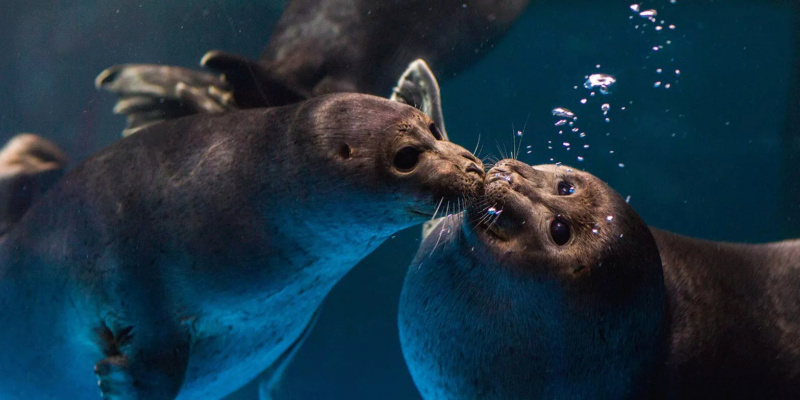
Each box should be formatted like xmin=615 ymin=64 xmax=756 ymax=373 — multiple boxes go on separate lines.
xmin=399 ymin=159 xmax=664 ymax=399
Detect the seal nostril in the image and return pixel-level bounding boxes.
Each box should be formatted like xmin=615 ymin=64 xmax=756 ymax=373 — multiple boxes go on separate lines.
xmin=429 ymin=123 xmax=443 ymax=140
xmin=466 ymin=163 xmax=484 ymax=176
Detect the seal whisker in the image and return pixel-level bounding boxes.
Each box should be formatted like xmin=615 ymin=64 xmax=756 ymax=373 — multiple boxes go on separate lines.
xmin=496 ymin=142 xmax=508 ymax=160
xmin=515 ymin=113 xmax=530 ymax=161
xmin=428 ymin=214 xmax=452 ymax=258
xmin=473 ymin=133 xmax=482 ymax=156
xmin=431 ymin=197 xmax=445 ymax=221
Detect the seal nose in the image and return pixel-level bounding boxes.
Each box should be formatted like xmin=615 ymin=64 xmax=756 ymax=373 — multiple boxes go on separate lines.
xmin=466 ymin=162 xmax=483 ymax=176
xmin=490 ymin=159 xmax=538 ymax=180
xmin=461 ymin=152 xmax=484 ymax=177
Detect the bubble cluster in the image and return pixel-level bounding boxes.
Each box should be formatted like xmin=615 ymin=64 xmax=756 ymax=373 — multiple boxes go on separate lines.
xmin=629 ymin=2 xmax=683 ymax=90
xmin=584 ymin=74 xmax=617 ymax=95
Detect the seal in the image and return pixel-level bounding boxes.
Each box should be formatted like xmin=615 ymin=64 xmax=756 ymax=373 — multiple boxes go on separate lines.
xmin=0 ymin=93 xmax=484 ymax=400
xmin=0 ymin=133 xmax=68 ymax=235
xmin=94 ymin=0 xmax=531 ymax=134
xmin=398 ymin=159 xmax=800 ymax=399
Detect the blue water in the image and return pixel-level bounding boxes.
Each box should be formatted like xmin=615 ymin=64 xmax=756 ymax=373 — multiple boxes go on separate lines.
xmin=1 ymin=1 xmax=796 ymax=399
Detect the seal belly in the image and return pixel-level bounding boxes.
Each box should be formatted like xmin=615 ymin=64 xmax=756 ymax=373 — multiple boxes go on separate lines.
xmin=0 ymin=260 xmax=103 ymax=399
xmin=176 ymin=259 xmax=344 ymax=399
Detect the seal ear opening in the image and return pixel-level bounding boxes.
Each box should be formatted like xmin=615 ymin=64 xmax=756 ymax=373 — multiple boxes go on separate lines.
xmin=337 ymin=144 xmax=352 ymax=160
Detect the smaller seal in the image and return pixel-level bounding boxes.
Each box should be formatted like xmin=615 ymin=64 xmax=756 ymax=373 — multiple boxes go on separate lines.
xmin=399 ymin=159 xmax=800 ymax=399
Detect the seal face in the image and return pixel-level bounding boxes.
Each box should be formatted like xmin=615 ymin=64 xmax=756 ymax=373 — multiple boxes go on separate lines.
xmin=0 ymin=134 xmax=68 ymax=234
xmin=400 ymin=159 xmax=800 ymax=399
xmin=399 ymin=159 xmax=665 ymax=399
xmin=0 ymin=93 xmax=483 ymax=399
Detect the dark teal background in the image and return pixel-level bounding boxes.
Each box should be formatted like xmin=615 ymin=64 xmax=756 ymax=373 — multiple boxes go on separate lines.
xmin=1 ymin=1 xmax=797 ymax=399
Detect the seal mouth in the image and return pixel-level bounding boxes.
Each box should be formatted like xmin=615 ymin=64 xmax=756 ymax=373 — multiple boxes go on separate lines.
xmin=480 ymin=220 xmax=509 ymax=241
xmin=486 ymin=171 xmax=513 ymax=186
xmin=408 ymin=208 xmax=434 ymax=218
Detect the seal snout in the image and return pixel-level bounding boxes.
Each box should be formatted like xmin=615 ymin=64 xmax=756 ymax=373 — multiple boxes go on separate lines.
xmin=459 ymin=152 xmax=484 ymax=178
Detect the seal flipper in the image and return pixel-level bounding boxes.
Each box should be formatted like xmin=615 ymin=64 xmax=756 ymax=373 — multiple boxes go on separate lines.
xmin=257 ymin=310 xmax=321 ymax=400
xmin=93 ymin=316 xmax=191 ymax=400
xmin=390 ymin=59 xmax=448 ymax=141
xmin=200 ymin=50 xmax=306 ymax=108
xmin=0 ymin=134 xmax=68 ymax=235
xmin=95 ymin=64 xmax=235 ymax=136
xmin=389 ymin=59 xmax=454 ymax=239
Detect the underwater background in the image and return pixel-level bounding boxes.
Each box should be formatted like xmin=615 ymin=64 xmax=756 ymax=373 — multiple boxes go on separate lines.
xmin=1 ymin=0 xmax=797 ymax=398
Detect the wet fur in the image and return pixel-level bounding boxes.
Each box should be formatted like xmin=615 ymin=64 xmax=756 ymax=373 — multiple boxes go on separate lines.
xmin=400 ymin=159 xmax=800 ymax=399
xmin=0 ymin=93 xmax=482 ymax=399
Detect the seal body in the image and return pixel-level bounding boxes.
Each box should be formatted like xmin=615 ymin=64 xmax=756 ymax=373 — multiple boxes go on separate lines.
xmin=399 ymin=159 xmax=800 ymax=399
xmin=257 ymin=0 xmax=532 ymax=100
xmin=0 ymin=93 xmax=483 ymax=400
xmin=96 ymin=0 xmax=532 ymax=125
xmin=653 ymin=229 xmax=800 ymax=399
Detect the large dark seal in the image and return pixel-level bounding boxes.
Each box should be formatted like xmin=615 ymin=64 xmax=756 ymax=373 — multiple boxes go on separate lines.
xmin=0 ymin=93 xmax=483 ymax=400
xmin=399 ymin=159 xmax=800 ymax=399
xmin=94 ymin=0 xmax=530 ymax=135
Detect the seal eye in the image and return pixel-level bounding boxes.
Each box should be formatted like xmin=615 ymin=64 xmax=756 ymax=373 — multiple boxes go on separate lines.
xmin=394 ymin=146 xmax=421 ymax=172
xmin=429 ymin=123 xmax=443 ymax=140
xmin=558 ymin=181 xmax=575 ymax=196
xmin=550 ymin=217 xmax=571 ymax=246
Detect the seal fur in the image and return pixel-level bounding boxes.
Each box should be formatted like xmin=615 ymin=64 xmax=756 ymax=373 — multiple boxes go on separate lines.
xmin=399 ymin=159 xmax=800 ymax=399
xmin=0 ymin=93 xmax=483 ymax=399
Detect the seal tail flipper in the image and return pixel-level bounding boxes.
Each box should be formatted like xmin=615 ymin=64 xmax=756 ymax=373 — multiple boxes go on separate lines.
xmin=0 ymin=134 xmax=68 ymax=235
xmin=390 ymin=59 xmax=448 ymax=141
xmin=255 ymin=309 xmax=321 ymax=400
xmin=201 ymin=50 xmax=307 ymax=108
xmin=95 ymin=64 xmax=236 ymax=136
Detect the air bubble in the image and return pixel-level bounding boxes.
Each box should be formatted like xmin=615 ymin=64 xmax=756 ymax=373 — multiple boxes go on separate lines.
xmin=584 ymin=74 xmax=616 ymax=95
xmin=487 ymin=207 xmax=497 ymax=215
xmin=552 ymin=107 xmax=575 ymax=118
xmin=618 ymin=163 xmax=625 ymax=168
xmin=555 ymin=119 xmax=567 ymax=126
xmin=639 ymin=9 xmax=657 ymax=18
xmin=577 ymin=156 xmax=584 ymax=162
xmin=606 ymin=215 xmax=614 ymax=222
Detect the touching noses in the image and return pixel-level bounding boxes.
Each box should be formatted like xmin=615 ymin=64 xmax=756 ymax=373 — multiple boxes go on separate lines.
xmin=461 ymin=152 xmax=484 ymax=177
